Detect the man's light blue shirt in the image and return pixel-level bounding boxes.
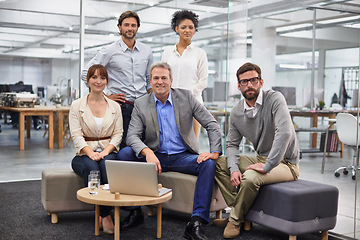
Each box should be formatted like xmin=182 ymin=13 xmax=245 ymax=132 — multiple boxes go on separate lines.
xmin=154 ymin=92 xmax=188 ymax=155
xmin=81 ymin=37 xmax=153 ymax=102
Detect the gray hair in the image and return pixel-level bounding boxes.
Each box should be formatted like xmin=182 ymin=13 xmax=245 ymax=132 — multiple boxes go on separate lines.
xmin=150 ymin=62 xmax=172 ymax=79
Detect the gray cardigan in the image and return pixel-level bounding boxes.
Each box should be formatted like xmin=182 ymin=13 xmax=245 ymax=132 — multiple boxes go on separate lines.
xmin=226 ymin=89 xmax=299 ymax=173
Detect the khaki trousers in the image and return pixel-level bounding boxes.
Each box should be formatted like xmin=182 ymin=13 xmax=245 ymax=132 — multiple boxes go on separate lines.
xmin=215 ymin=155 xmax=299 ymax=225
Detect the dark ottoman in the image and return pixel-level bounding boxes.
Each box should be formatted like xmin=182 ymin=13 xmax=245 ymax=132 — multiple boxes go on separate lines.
xmin=245 ymin=179 xmax=338 ymax=240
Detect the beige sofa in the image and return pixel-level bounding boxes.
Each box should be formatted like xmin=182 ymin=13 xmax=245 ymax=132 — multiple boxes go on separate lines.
xmin=41 ymin=168 xmax=227 ymax=223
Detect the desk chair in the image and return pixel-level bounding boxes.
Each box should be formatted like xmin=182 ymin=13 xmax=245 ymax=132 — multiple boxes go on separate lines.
xmin=334 ymin=113 xmax=360 ymax=180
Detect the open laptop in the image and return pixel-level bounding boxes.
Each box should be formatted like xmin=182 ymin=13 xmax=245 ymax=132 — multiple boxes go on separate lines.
xmin=105 ymin=160 xmax=172 ymax=197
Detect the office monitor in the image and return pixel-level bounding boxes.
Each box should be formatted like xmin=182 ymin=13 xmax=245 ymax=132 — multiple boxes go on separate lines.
xmin=213 ymin=81 xmax=229 ymax=102
xmin=202 ymin=87 xmax=214 ymax=103
xmin=37 ymin=87 xmax=45 ymax=98
xmin=302 ymin=88 xmax=324 ymax=108
xmin=46 ymin=85 xmax=59 ymax=103
xmin=9 ymin=84 xmax=33 ymax=93
xmin=272 ymin=86 xmax=296 ymax=108
xmin=0 ymin=84 xmax=10 ymax=93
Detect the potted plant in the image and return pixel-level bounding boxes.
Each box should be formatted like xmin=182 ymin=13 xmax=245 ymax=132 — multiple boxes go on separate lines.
xmin=50 ymin=93 xmax=65 ymax=107
xmin=316 ymin=100 xmax=325 ymax=110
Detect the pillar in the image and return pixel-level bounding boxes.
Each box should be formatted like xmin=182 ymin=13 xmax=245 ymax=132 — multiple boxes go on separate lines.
xmin=251 ymin=18 xmax=276 ymax=90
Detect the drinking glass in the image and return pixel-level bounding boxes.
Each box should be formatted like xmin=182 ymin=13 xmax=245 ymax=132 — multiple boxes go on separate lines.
xmin=88 ymin=170 xmax=100 ymax=195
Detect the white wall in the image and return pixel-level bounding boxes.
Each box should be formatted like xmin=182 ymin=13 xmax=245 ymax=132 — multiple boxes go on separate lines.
xmin=323 ymin=68 xmax=342 ymax=107
xmin=0 ymin=58 xmax=51 ymax=94
xmin=324 ymin=47 xmax=360 ymax=108
xmin=275 ymin=70 xmax=316 ymax=108
xmin=51 ymin=59 xmax=73 ymax=86
xmin=274 ymin=47 xmax=360 ymax=108
xmin=325 ymin=48 xmax=359 ymax=68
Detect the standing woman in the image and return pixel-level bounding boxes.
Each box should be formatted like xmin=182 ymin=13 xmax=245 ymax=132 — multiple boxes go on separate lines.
xmin=70 ymin=64 xmax=123 ymax=234
xmin=161 ymin=10 xmax=209 ymax=139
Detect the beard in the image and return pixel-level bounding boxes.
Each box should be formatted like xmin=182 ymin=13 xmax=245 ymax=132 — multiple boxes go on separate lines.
xmin=121 ymin=29 xmax=136 ymax=39
xmin=242 ymin=88 xmax=260 ymax=101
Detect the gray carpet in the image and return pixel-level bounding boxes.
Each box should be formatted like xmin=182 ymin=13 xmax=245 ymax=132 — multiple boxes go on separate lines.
xmin=0 ymin=180 xmax=345 ymax=240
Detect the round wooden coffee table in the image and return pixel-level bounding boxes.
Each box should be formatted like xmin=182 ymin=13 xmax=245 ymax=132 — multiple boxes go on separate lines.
xmin=77 ymin=186 xmax=172 ymax=239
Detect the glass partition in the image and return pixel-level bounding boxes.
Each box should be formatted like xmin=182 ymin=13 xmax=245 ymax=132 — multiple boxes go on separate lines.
xmin=0 ymin=0 xmax=359 ymax=238
xmin=269 ymin=5 xmax=360 ymax=239
xmin=80 ymin=0 xmax=248 ymax=153
xmin=82 ymin=1 xmax=360 ymax=237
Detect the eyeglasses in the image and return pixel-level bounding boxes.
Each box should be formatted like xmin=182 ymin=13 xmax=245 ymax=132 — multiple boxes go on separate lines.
xmin=238 ymin=77 xmax=260 ymax=86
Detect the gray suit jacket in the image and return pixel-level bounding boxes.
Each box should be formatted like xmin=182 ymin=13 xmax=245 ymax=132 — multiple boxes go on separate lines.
xmin=127 ymin=88 xmax=222 ymax=156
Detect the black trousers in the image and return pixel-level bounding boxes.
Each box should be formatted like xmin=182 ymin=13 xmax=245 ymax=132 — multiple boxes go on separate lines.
xmin=120 ymin=103 xmax=134 ymax=149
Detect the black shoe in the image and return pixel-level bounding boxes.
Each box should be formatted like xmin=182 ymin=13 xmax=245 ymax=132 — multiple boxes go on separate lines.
xmin=120 ymin=208 xmax=144 ymax=230
xmin=184 ymin=221 xmax=208 ymax=240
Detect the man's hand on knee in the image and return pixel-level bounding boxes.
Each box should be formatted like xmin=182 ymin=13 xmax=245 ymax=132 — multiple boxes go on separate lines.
xmin=197 ymin=152 xmax=219 ymax=163
xmin=230 ymin=171 xmax=242 ymax=187
xmin=245 ymin=163 xmax=266 ymax=174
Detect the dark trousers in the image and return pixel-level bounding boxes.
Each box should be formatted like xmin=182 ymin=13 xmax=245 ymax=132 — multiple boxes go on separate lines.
xmin=71 ymin=152 xmax=118 ymax=217
xmin=117 ymin=147 xmax=216 ymax=223
xmin=120 ymin=103 xmax=134 ymax=149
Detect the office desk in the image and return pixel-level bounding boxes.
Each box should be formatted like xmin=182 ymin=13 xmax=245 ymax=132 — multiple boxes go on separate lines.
xmin=208 ymin=109 xmax=230 ymax=136
xmin=209 ymin=109 xmax=338 ymax=143
xmin=53 ymin=106 xmax=70 ymax=149
xmin=0 ymin=106 xmax=71 ymax=150
xmin=0 ymin=106 xmax=54 ymax=150
xmin=290 ymin=110 xmax=338 ymax=148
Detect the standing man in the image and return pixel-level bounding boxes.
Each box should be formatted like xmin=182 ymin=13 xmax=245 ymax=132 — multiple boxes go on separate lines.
xmin=214 ymin=62 xmax=300 ymax=239
xmin=81 ymin=11 xmax=153 ymax=149
xmin=117 ymin=62 xmax=222 ymax=240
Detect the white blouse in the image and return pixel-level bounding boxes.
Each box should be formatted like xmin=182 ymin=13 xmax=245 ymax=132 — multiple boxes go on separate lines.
xmin=161 ymin=43 xmax=208 ymax=104
xmin=93 ymin=116 xmax=104 ymax=152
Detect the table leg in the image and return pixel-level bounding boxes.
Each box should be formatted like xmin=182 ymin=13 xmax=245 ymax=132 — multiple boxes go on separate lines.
xmin=58 ymin=111 xmax=64 ymax=149
xmin=114 ymin=206 xmax=120 ymax=240
xmin=95 ymin=205 xmax=100 ymax=236
xmin=48 ymin=113 xmax=54 ymax=149
xmin=26 ymin=116 xmax=31 ymax=138
xmin=157 ymin=203 xmax=162 ymax=239
xmin=312 ymin=115 xmax=318 ymax=148
xmin=19 ymin=113 xmax=25 ymax=150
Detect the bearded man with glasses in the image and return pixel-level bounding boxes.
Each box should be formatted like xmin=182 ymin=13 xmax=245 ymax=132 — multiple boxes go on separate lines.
xmin=213 ymin=62 xmax=300 ymax=239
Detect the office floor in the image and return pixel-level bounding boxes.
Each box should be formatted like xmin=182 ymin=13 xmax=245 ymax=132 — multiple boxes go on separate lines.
xmin=0 ymin=119 xmax=359 ymax=239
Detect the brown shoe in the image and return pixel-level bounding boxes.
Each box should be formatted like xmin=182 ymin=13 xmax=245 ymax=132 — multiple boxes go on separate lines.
xmin=223 ymin=221 xmax=240 ymax=239
xmin=213 ymin=217 xmax=229 ymax=227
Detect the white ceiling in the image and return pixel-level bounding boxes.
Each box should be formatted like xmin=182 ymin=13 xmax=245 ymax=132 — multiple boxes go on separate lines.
xmin=1 ymin=0 xmax=360 ymax=60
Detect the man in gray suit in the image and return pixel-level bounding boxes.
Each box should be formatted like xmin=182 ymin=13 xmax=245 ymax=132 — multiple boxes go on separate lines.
xmin=117 ymin=62 xmax=222 ymax=240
